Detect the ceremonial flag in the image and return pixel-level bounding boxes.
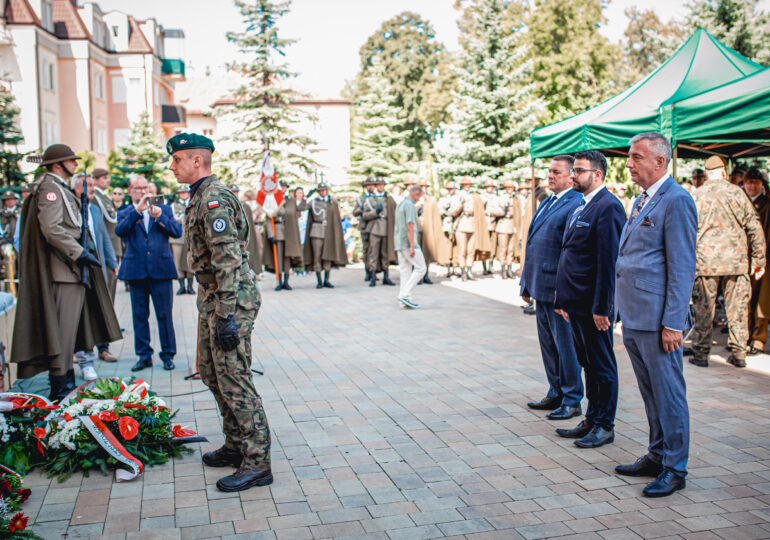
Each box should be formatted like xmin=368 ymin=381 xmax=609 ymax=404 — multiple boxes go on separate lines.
xmin=256 ymin=150 xmax=283 ymax=217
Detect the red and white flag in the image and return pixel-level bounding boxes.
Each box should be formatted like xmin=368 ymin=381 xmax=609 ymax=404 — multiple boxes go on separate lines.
xmin=256 ymin=150 xmax=283 ymax=216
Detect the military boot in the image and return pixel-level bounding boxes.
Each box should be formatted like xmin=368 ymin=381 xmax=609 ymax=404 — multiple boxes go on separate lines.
xmin=316 ymin=272 xmax=323 ymax=289
xmin=48 ymin=373 xmax=71 ymax=403
xmin=370 ymin=273 xmax=377 ymax=287
xmin=216 ymin=466 xmax=273 ymax=492
xmin=423 ymin=271 xmax=433 ymax=285
xmin=282 ymin=273 xmax=292 ymax=291
xmin=382 ymin=269 xmax=395 ymax=286
xmin=186 ymin=278 xmax=195 ymax=294
xmin=274 ymin=277 xmax=283 ymax=291
xmin=461 ymin=268 xmax=468 ymax=282
xmin=176 ymin=279 xmax=186 ymax=295
xmin=466 ymin=267 xmax=477 ymax=281
xmin=482 ymin=261 xmax=491 ymax=275
xmin=202 ymin=446 xmax=243 ymax=468
xmin=323 ymin=270 xmax=334 ymax=288
xmin=364 ymin=268 xmax=371 ymax=282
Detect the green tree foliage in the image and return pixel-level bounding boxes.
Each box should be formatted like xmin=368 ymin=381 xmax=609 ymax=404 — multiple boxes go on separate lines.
xmin=685 ymin=0 xmax=770 ymax=63
xmin=621 ymin=7 xmax=686 ymax=85
xmin=526 ymin=0 xmax=619 ymax=122
xmin=355 ymin=12 xmax=453 ymax=158
xmin=0 ymin=84 xmax=25 ymax=187
xmin=115 ymin=111 xmax=166 ymax=188
xmin=222 ymin=0 xmax=318 ymax=183
xmin=349 ymin=61 xmax=414 ymax=183
xmin=441 ymin=0 xmax=544 ymax=182
xmin=75 ymin=149 xmax=96 ymax=174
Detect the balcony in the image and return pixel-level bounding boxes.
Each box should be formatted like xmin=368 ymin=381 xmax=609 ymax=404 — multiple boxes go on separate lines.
xmin=161 ymin=104 xmax=187 ymax=125
xmin=161 ymin=59 xmax=185 ymax=81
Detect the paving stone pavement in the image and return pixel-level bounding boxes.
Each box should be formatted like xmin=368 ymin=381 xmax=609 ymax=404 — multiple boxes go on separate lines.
xmin=18 ymin=265 xmax=770 ymax=539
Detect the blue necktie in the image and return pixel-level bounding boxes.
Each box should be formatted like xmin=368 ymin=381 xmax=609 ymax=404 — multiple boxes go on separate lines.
xmin=568 ymin=197 xmax=586 ymax=228
xmin=534 ymin=195 xmax=555 ymax=224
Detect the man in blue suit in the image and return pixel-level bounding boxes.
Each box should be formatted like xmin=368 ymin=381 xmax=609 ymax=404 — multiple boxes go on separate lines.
xmin=117 ymin=176 xmax=182 ymax=371
xmin=554 ymin=150 xmax=626 ymax=449
xmin=520 ymin=155 xmax=584 ymax=420
xmin=615 ymin=133 xmax=697 ymax=497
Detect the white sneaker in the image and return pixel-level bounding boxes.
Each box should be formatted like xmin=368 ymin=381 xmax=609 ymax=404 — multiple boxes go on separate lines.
xmin=81 ymin=365 xmax=98 ymax=381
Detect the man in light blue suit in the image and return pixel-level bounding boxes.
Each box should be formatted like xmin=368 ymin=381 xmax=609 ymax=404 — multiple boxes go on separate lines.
xmin=520 ymin=155 xmax=584 ymax=419
xmin=615 ymin=132 xmax=697 ymax=498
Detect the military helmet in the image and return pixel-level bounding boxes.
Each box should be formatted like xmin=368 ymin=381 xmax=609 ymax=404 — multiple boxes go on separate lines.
xmin=2 ymin=190 xmax=19 ymax=201
xmin=177 ymin=185 xmax=190 ymax=193
xmin=445 ymin=180 xmax=456 ymax=190
xmin=459 ymin=176 xmax=472 ymax=186
xmin=483 ymin=179 xmax=496 ymax=188
xmin=403 ymin=178 xmax=415 ymax=186
xmin=417 ymin=179 xmax=429 ymax=187
xmin=37 ymin=144 xmax=81 ymax=166
xmin=503 ymin=179 xmax=516 ymax=189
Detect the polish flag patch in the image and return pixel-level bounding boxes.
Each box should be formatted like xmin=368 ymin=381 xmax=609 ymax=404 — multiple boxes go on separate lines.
xmin=207 ymin=200 xmax=220 ymax=209
xmin=46 ymin=192 xmax=57 ymax=202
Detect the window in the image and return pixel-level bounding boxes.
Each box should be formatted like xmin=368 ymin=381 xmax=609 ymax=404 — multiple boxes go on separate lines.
xmin=113 ymin=129 xmax=130 ymax=148
xmin=93 ymin=20 xmax=103 ymax=47
xmin=42 ymin=61 xmax=55 ymax=91
xmin=97 ymin=128 xmax=108 ymax=154
xmin=111 ymin=76 xmax=126 ymax=103
xmin=112 ymin=25 xmax=119 ymax=37
xmin=94 ymin=73 xmax=105 ymax=100
xmin=41 ymin=1 xmax=53 ymax=32
xmin=153 ymin=82 xmax=159 ymax=105
xmin=161 ymin=88 xmax=166 ymax=105
xmin=43 ymin=120 xmax=57 ymax=147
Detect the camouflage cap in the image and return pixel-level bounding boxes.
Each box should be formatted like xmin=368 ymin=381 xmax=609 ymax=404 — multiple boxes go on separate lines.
xmin=704 ymin=155 xmax=727 ymax=170
xmin=166 ymin=132 xmax=215 ymax=155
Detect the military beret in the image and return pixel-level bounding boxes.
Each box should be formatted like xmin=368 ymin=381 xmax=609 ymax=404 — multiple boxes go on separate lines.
xmin=166 ymin=132 xmax=215 ymax=155
xmin=92 ymin=168 xmax=109 ymax=178
xmin=704 ymin=155 xmax=727 ymax=170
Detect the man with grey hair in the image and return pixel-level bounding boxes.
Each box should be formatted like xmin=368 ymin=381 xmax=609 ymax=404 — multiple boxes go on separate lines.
xmin=690 ymin=155 xmax=765 ymax=369
xmin=394 ymin=185 xmax=427 ymax=308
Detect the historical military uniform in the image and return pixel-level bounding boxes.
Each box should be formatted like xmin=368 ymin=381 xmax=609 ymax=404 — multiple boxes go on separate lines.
xmin=0 ymin=191 xmax=20 ymax=291
xmin=353 ymin=177 xmax=376 ymax=281
xmin=262 ymin=183 xmax=306 ymax=290
xmin=171 ymin=185 xmax=194 ymax=295
xmin=480 ymin=180 xmax=499 ymax=275
xmin=92 ymin=175 xmax=121 ymax=300
xmin=450 ymin=177 xmax=491 ymax=281
xmin=417 ymin=179 xmax=450 ymax=283
xmin=11 ymin=144 xmax=120 ymax=401
xmin=488 ymin=180 xmax=521 ymax=279
xmin=691 ymin=157 xmax=766 ymax=367
xmin=167 ymin=133 xmax=271 ymax=492
xmin=303 ymin=183 xmax=348 ymax=288
xmin=362 ymin=179 xmax=397 ymax=286
xmin=438 ymin=181 xmax=458 ymax=276
xmin=749 ymin=189 xmax=770 ymax=353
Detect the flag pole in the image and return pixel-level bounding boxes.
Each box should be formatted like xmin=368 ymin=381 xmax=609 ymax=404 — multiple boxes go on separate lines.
xmin=270 ymin=217 xmax=280 ymax=282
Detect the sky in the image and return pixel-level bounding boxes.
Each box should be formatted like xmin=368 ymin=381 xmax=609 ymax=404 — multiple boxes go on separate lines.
xmin=93 ymin=0 xmax=765 ymax=98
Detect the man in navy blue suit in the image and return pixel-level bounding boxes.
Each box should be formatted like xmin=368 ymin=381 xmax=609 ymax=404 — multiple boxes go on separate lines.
xmin=615 ymin=133 xmax=697 ymax=497
xmin=520 ymin=155 xmax=584 ymax=420
xmin=554 ymin=150 xmax=626 ymax=449
xmin=117 ymin=176 xmax=182 ymax=371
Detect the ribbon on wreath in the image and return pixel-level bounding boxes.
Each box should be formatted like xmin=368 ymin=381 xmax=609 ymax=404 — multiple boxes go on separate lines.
xmin=80 ymin=415 xmax=144 ymax=482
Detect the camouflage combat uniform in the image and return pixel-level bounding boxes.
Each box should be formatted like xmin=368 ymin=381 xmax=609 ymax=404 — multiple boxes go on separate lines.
xmin=184 ymin=174 xmax=270 ymax=469
xmin=691 ymin=179 xmax=766 ymax=362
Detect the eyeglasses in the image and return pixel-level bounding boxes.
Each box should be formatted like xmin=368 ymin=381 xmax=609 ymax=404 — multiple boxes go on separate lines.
xmin=570 ymin=168 xmax=599 ymax=176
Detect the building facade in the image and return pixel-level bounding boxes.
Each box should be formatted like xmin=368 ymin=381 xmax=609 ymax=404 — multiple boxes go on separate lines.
xmin=0 ymin=0 xmax=187 ymax=168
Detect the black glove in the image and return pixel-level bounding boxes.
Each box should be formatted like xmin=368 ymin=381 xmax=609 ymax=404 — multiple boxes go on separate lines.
xmin=76 ymin=250 xmax=101 ymax=267
xmin=215 ymin=315 xmax=239 ymax=352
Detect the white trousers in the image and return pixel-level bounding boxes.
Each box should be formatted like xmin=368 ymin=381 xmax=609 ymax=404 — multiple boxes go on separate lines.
xmin=397 ymin=246 xmax=427 ymax=301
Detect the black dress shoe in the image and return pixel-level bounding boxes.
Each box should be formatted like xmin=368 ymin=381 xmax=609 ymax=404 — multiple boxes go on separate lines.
xmin=727 ymin=354 xmax=746 ymax=368
xmin=643 ymin=469 xmax=685 ymax=497
xmin=575 ymin=426 xmax=615 ymax=448
xmin=176 ymin=285 xmax=186 ymax=295
xmin=556 ymin=419 xmax=593 ymax=439
xmin=202 ymin=447 xmax=243 ymax=468
xmin=523 ymin=304 xmax=536 ymax=315
xmin=162 ymin=358 xmax=175 ymax=371
xmin=615 ymin=455 xmax=663 ymax=477
xmin=688 ymin=357 xmax=708 ymax=367
xmin=547 ymin=404 xmax=582 ymax=421
xmin=527 ymin=396 xmax=561 ymax=410
xmin=131 ymin=357 xmax=153 ymax=372
xmin=748 ymin=346 xmax=762 ymax=356
xmin=186 ymin=283 xmax=195 ymax=295
xmin=274 ymin=282 xmax=284 ymax=291
xmin=216 ymin=467 xmax=273 ymax=492
xmin=423 ymin=275 xmax=433 ymax=285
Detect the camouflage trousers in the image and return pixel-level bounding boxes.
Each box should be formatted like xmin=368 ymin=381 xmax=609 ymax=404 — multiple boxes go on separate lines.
xmin=692 ymin=274 xmax=750 ymax=360
xmin=198 ymin=308 xmax=270 ymax=469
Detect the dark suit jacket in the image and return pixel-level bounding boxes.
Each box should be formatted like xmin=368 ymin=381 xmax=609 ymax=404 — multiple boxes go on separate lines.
xmin=555 ymin=187 xmax=626 ymax=317
xmin=520 ymin=189 xmax=584 ymax=303
xmin=116 ymin=204 xmax=182 ymax=281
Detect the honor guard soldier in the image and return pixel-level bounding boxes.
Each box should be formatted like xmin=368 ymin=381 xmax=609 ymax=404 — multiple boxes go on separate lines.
xmin=1 ymin=190 xmax=20 ymax=240
xmin=451 ymin=176 xmax=491 ymax=281
xmin=263 ymin=179 xmax=306 ymax=290
xmin=171 ymin=184 xmax=195 ymax=294
xmin=480 ymin=179 xmax=499 ymax=275
xmin=353 ymin=177 xmax=376 ymax=281
xmin=438 ymin=180 xmax=459 ymax=276
xmin=167 ymin=133 xmax=272 ymax=492
xmin=489 ymin=180 xmax=522 ymax=279
xmin=303 ymin=181 xmax=348 ymax=288
xmin=362 ymin=177 xmax=397 ymax=286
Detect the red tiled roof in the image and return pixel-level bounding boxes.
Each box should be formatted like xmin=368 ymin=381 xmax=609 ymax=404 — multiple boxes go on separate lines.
xmin=4 ymin=0 xmax=42 ymax=25
xmin=52 ymin=0 xmax=90 ymax=40
xmin=126 ymin=15 xmax=152 ymax=53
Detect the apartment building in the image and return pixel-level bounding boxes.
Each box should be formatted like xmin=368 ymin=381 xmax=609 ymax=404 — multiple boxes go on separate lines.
xmin=0 ymin=0 xmax=187 ymax=167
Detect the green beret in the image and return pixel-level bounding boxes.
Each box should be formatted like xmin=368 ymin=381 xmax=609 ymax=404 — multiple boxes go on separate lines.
xmin=166 ymin=133 xmax=215 ymax=155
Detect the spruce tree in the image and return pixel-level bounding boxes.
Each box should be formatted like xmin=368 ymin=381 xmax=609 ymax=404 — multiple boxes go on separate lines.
xmin=116 ymin=111 xmax=166 ymax=188
xmin=349 ymin=62 xmax=413 ymax=184
xmin=0 ymin=84 xmax=26 ymax=187
xmin=686 ymin=0 xmax=770 ymax=63
xmin=222 ymin=0 xmax=318 ymax=183
xmin=441 ymin=0 xmax=543 ymax=182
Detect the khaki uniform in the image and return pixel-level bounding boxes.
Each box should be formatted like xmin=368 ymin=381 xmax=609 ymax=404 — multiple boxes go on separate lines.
xmin=353 ymin=192 xmax=373 ymax=268
xmin=93 ymin=187 xmax=120 ymax=298
xmin=171 ymin=200 xmax=193 ymax=279
xmin=362 ymin=193 xmax=391 ymax=272
xmin=184 ymin=175 xmax=269 ymax=469
xmin=438 ymin=192 xmax=456 ymax=267
xmin=451 ymin=191 xmax=476 ymax=267
xmin=691 ymin=179 xmax=766 ymax=361
xmin=490 ymin=191 xmax=521 ymax=266
xmin=308 ymin=196 xmax=333 ymax=272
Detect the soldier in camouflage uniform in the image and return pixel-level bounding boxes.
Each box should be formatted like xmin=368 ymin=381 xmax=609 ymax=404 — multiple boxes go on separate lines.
xmin=691 ymin=156 xmax=766 ymax=368
xmin=167 ymin=133 xmax=272 ymax=492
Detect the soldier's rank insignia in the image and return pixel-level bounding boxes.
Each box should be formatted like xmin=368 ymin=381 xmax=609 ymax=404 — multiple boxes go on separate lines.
xmin=212 ymin=217 xmax=227 ymax=233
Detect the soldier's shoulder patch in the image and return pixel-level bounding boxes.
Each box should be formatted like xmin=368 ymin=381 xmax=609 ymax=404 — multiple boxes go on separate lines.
xmin=208 ymin=200 xmax=220 ymax=209
xmin=46 ymin=192 xmax=57 ymax=202
xmin=212 ymin=217 xmax=227 ymax=234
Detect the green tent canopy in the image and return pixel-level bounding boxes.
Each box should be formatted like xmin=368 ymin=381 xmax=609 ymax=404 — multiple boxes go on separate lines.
xmin=529 ymin=29 xmax=763 ymax=159
xmin=673 ymin=67 xmax=770 ymax=158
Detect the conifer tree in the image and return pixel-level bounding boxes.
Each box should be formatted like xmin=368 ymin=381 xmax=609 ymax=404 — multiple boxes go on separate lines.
xmin=0 ymin=84 xmax=26 ymax=187
xmin=222 ymin=0 xmax=318 ymax=183
xmin=441 ymin=0 xmax=543 ymax=182
xmin=116 ymin=111 xmax=166 ymax=187
xmin=349 ymin=62 xmax=413 ymax=184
